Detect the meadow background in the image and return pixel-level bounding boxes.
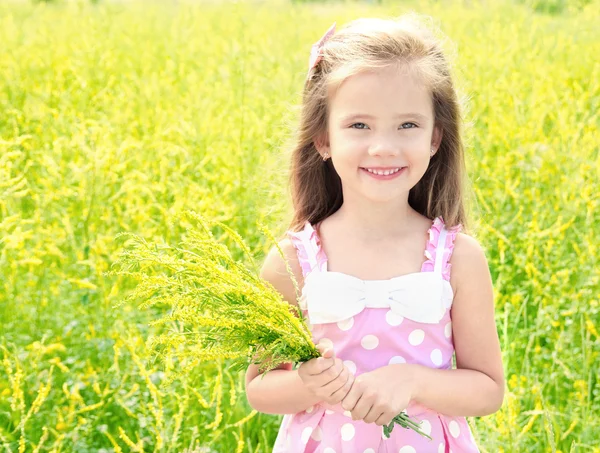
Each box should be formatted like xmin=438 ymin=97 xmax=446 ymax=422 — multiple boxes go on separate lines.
xmin=0 ymin=0 xmax=599 ymax=451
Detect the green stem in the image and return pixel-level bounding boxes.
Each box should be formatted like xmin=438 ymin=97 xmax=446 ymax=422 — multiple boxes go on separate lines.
xmin=383 ymin=412 xmax=433 ymax=440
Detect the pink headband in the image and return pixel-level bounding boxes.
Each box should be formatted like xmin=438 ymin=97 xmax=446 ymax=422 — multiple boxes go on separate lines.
xmin=307 ymin=22 xmax=336 ymax=78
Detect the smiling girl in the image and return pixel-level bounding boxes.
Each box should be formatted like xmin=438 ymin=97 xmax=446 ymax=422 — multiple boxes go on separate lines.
xmin=245 ymin=14 xmax=504 ymax=453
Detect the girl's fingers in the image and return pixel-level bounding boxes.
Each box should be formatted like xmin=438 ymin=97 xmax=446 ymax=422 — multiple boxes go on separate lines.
xmin=341 ymin=383 xmax=361 ymax=412
xmin=374 ymin=411 xmax=394 ymax=427
xmin=308 ymin=346 xmax=336 ymax=375
xmin=303 ymin=343 xmax=340 ymax=378
xmin=304 ymin=354 xmax=335 ymax=376
xmin=363 ymin=407 xmax=385 ymax=424
xmin=328 ymin=370 xmax=354 ymax=402
xmin=317 ymin=343 xmax=336 ymax=359
xmin=352 ymin=395 xmax=373 ymax=421
xmin=313 ymin=359 xmax=343 ymax=387
xmin=324 ymin=361 xmax=346 ymax=386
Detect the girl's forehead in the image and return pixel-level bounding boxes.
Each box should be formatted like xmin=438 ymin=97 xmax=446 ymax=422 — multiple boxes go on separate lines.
xmin=329 ymin=68 xmax=433 ymax=117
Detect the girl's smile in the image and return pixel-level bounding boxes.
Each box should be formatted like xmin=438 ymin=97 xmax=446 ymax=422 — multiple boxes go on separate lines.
xmin=360 ymin=166 xmax=407 ymax=180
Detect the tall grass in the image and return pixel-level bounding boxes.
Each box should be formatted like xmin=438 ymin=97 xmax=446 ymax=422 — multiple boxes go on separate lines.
xmin=0 ymin=0 xmax=598 ymax=451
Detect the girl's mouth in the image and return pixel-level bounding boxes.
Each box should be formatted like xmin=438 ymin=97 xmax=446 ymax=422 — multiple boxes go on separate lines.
xmin=361 ymin=167 xmax=406 ymax=180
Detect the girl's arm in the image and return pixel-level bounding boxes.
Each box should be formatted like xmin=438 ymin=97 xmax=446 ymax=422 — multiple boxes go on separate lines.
xmin=245 ymin=363 xmax=322 ymax=414
xmin=410 ymin=232 xmax=505 ymax=417
xmin=244 ymin=239 xmax=321 ymax=414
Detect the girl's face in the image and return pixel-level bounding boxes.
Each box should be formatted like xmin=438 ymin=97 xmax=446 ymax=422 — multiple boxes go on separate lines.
xmin=318 ymin=65 xmax=441 ymax=203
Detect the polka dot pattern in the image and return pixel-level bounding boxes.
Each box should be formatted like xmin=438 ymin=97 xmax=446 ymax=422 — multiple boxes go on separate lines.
xmin=385 ymin=309 xmax=404 ymax=326
xmin=341 ymin=423 xmax=355 ymax=441
xmin=408 ymin=329 xmax=425 ymax=345
xmin=337 ymin=317 xmax=354 ymax=331
xmin=420 ymin=420 xmax=432 ymax=436
xmin=388 ymin=355 xmax=406 ymax=365
xmin=399 ymin=446 xmax=416 ymax=453
xmin=274 ymin=216 xmax=478 ymax=452
xmin=431 ymin=349 xmax=443 ymax=366
xmin=445 ymin=321 xmax=452 ymax=338
xmin=343 ymin=360 xmax=357 ymax=374
xmin=449 ymin=420 xmax=461 ymax=438
xmin=301 ymin=427 xmax=312 ymax=444
xmin=311 ymin=425 xmax=322 ymax=441
xmin=319 ymin=337 xmax=333 ymax=350
xmin=361 ymin=334 xmax=379 ymax=350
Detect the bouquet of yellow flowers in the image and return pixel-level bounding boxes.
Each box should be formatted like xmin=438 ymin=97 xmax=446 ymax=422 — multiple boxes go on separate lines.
xmin=106 ymin=210 xmax=431 ymax=440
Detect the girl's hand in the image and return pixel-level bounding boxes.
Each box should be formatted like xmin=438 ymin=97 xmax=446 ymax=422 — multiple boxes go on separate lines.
xmin=298 ymin=340 xmax=355 ymax=406
xmin=340 ymin=364 xmax=417 ymax=426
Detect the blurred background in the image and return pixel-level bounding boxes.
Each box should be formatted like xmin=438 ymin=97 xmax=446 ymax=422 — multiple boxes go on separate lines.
xmin=0 ymin=0 xmax=598 ymax=451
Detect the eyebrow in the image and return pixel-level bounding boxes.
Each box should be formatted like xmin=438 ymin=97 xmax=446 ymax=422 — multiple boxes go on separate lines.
xmin=338 ymin=113 xmax=429 ymax=123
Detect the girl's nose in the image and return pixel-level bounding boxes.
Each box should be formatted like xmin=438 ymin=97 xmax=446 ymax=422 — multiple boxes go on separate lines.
xmin=368 ymin=136 xmax=401 ymax=157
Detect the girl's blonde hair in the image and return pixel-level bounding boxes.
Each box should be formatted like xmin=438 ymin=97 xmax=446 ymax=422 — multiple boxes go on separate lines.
xmin=286 ymin=14 xmax=472 ymax=235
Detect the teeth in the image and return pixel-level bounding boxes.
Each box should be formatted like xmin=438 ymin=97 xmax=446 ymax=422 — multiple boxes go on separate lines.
xmin=365 ymin=168 xmax=401 ymax=176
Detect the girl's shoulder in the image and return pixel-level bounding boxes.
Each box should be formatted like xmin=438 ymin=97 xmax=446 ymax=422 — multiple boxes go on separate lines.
xmin=448 ymin=231 xmax=489 ymax=288
xmin=451 ymin=231 xmax=486 ymax=261
xmin=260 ymin=238 xmax=305 ymax=309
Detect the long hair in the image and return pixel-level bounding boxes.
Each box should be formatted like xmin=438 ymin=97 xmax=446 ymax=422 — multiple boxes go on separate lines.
xmin=285 ymin=14 xmax=474 ymax=236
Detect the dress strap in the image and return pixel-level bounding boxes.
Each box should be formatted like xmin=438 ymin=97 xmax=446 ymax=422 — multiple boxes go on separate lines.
xmin=434 ymin=227 xmax=448 ymax=275
xmin=422 ymin=216 xmax=462 ymax=281
xmin=286 ymin=221 xmax=328 ymax=278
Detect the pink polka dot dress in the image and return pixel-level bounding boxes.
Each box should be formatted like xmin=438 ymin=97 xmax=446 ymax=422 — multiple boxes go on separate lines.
xmin=272 ymin=216 xmax=480 ymax=453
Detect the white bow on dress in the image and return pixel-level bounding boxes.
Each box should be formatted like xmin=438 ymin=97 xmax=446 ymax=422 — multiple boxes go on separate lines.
xmin=300 ymin=270 xmax=453 ymax=325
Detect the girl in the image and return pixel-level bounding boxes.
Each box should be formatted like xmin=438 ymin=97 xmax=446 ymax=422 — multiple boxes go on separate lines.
xmin=245 ymin=14 xmax=504 ymax=453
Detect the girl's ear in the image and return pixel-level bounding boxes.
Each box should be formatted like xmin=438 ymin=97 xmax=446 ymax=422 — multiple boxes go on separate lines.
xmin=431 ymin=125 xmax=443 ymax=151
xmin=314 ymin=133 xmax=331 ymax=159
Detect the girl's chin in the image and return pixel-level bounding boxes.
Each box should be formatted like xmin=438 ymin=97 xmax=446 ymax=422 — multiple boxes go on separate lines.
xmin=359 ymin=190 xmax=407 ymax=203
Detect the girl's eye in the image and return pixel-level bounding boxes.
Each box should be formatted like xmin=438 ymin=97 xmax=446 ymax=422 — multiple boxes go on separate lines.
xmin=349 ymin=122 xmax=418 ymax=130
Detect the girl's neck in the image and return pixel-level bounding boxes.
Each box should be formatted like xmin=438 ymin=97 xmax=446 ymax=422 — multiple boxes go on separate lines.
xmin=328 ymin=200 xmax=418 ymax=243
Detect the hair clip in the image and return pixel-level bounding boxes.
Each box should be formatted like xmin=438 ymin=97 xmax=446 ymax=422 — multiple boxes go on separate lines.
xmin=307 ymin=22 xmax=336 ymax=78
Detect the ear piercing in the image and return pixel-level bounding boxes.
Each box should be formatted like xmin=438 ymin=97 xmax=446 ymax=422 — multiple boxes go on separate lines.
xmin=430 ymin=147 xmax=435 ymax=156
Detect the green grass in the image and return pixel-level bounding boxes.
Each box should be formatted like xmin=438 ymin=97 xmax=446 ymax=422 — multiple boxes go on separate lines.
xmin=0 ymin=0 xmax=598 ymax=451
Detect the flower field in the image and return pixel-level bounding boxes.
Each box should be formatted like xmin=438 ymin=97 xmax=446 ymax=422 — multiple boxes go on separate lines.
xmin=0 ymin=0 xmax=598 ymax=451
